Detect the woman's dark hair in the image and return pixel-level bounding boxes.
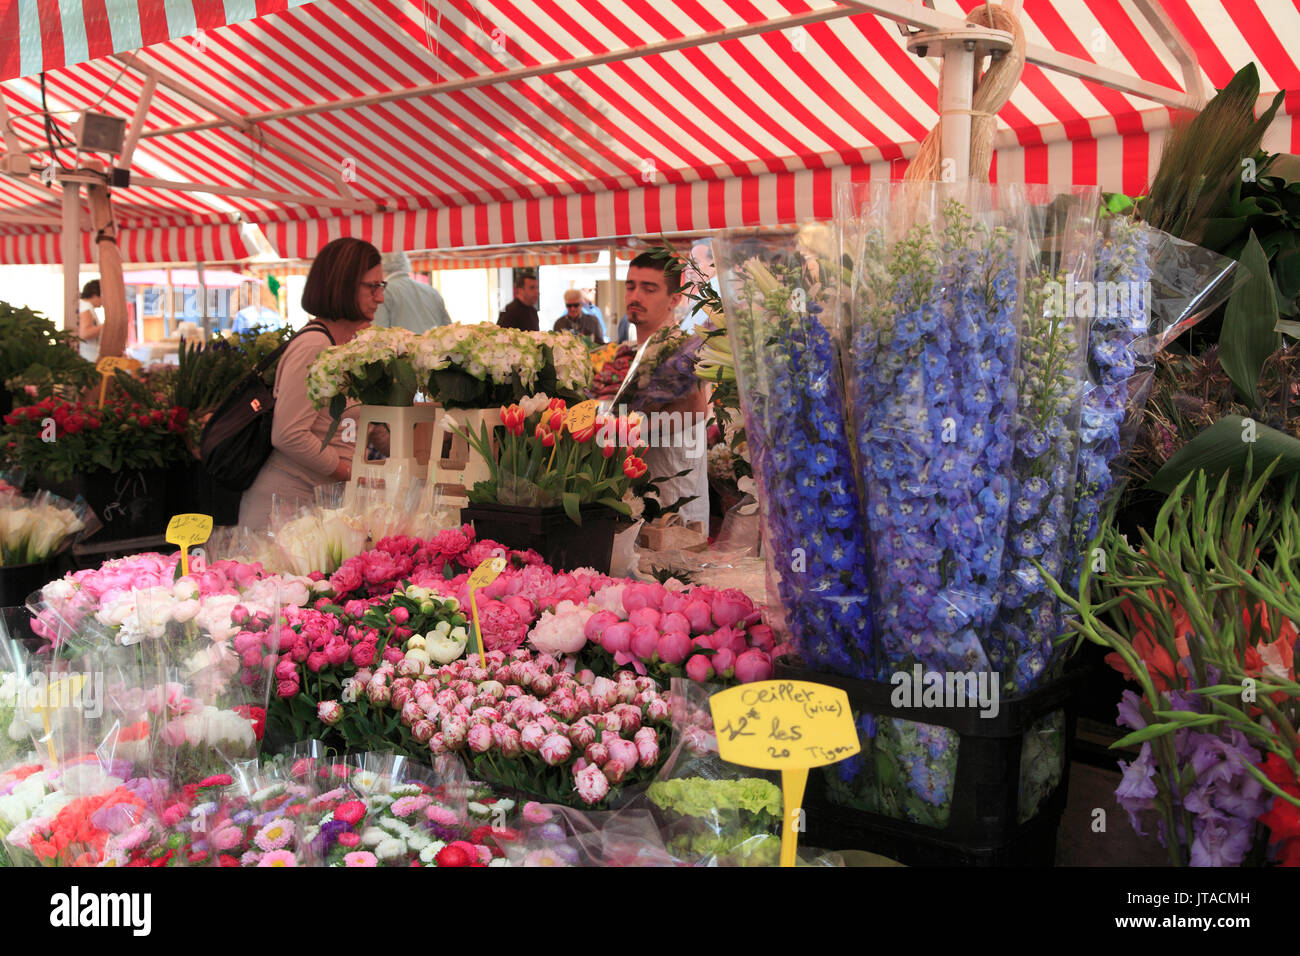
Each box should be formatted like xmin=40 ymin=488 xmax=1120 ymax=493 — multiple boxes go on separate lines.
xmin=80 ymin=279 xmax=101 ymax=299
xmin=302 ymin=237 xmax=381 ymax=322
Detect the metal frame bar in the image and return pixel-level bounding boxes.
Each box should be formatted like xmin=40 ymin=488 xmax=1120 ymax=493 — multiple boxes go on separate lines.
xmin=128 ymin=174 xmax=379 ymax=211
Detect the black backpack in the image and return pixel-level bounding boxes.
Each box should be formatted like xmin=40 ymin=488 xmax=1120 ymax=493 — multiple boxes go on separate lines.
xmin=199 ymin=322 xmax=334 ymax=491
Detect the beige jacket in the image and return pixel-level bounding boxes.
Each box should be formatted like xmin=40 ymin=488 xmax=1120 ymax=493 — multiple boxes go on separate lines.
xmin=238 ymin=324 xmax=359 ymax=529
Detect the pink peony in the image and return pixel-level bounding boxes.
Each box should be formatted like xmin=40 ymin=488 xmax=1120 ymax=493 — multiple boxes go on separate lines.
xmin=573 ymin=763 xmax=610 ymax=805
xmin=627 ymin=607 xmax=661 ymax=630
xmin=646 ymin=697 xmax=671 ymax=722
xmin=746 ymin=624 xmax=776 ymax=651
xmin=602 ymin=758 xmax=629 ymax=784
xmin=660 ymin=611 xmax=690 ymax=635
xmin=711 ymin=589 xmax=753 ymax=628
xmin=655 ymin=631 xmax=691 ymax=665
xmin=684 ymin=654 xmax=714 ymax=682
xmin=629 ymin=626 xmax=659 ymax=661
xmin=519 ymin=721 xmax=546 ymax=752
xmin=568 ymin=717 xmax=598 ymax=749
xmin=412 ymin=719 xmax=436 ymax=743
xmin=317 ymin=700 xmax=342 ymax=725
xmin=635 ymin=734 xmax=659 ymax=768
xmin=599 ymin=621 xmax=635 ymax=655
xmin=605 ymin=736 xmax=639 ymax=769
xmin=583 ymin=610 xmax=621 ymax=645
xmin=621 ymin=582 xmax=664 ymax=613
xmin=539 ymin=733 xmax=573 ymax=767
xmin=712 ymin=647 xmax=736 ymax=678
xmin=734 ymin=649 xmax=773 ymax=683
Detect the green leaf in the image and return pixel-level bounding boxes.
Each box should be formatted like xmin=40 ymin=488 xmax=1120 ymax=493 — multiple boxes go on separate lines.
xmin=1219 ymin=232 xmax=1279 ymax=407
xmin=596 ymin=495 xmax=631 ymax=516
xmin=561 ymin=490 xmax=582 ymax=525
xmin=1277 ymin=319 xmax=1300 ymax=340
xmin=1148 ymin=415 xmax=1300 ymax=493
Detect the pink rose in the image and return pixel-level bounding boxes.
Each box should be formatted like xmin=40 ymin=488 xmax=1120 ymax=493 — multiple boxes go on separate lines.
xmin=599 ymin=621 xmax=635 ymax=655
xmin=734 ymin=650 xmax=773 ymax=683
xmin=684 ymin=654 xmax=714 ymax=682
xmin=629 ymin=626 xmax=659 ymax=661
xmin=655 ymin=631 xmax=692 ymax=665
xmin=539 ymin=733 xmax=573 ymax=767
xmin=573 ymin=763 xmax=610 ymax=805
xmin=466 ymin=723 xmax=493 ymax=753
xmin=317 ymin=700 xmax=342 ymax=725
xmin=628 ymin=607 xmax=661 ymax=630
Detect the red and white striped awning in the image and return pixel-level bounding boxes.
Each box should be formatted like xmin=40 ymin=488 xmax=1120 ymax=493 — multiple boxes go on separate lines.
xmin=0 ymin=0 xmax=1296 ymax=264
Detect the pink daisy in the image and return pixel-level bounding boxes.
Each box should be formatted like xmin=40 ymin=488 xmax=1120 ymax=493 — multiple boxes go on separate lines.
xmin=344 ymin=851 xmax=378 ymax=867
xmin=212 ymin=827 xmax=244 ymax=851
xmin=253 ymin=820 xmax=294 ymax=852
xmin=522 ymin=802 xmax=553 ymax=824
xmin=258 ymin=850 xmax=298 ymax=867
xmin=391 ymin=795 xmax=432 ymax=818
xmin=426 ymin=805 xmax=459 ymax=827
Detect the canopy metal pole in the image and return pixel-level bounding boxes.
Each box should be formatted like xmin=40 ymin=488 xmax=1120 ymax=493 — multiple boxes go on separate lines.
xmin=60 ymin=183 xmax=81 ymax=334
xmin=84 ymin=180 xmax=128 ymax=358
xmin=197 ymin=260 xmax=210 ymax=339
xmin=608 ymin=245 xmax=617 ymax=342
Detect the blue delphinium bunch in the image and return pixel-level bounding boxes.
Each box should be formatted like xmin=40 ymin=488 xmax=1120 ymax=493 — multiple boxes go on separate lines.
xmin=993 ymin=270 xmax=1086 ymax=693
xmin=844 ymin=198 xmax=1022 ymax=817
xmin=718 ymin=245 xmax=874 ymax=679
xmin=848 ymin=199 xmax=1020 ymax=679
xmin=1068 ymin=215 xmax=1152 ymax=587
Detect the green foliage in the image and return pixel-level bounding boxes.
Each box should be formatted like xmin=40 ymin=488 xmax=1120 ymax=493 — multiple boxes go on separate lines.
xmin=0 ymin=301 xmax=98 ymax=398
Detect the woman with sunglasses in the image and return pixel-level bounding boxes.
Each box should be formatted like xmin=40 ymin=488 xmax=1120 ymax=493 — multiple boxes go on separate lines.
xmin=238 ymin=237 xmax=387 ymax=529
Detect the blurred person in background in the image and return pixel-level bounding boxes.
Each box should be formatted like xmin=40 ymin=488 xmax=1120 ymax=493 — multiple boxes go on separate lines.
xmin=78 ymin=279 xmax=103 ymax=361
xmin=555 ymin=288 xmax=605 ymax=342
xmin=497 ymin=270 xmax=540 ymax=331
xmin=373 ymin=250 xmax=451 ymax=332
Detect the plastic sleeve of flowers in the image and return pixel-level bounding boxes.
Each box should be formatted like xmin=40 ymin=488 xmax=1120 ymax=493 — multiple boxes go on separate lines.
xmin=713 ymin=229 xmax=875 ymax=681
xmin=133 ymin=584 xmax=265 ymax=784
xmin=503 ymin=801 xmax=677 ymax=866
xmin=837 ymin=180 xmax=1028 ymax=682
xmin=991 ymin=184 xmax=1100 ymax=693
xmin=205 ymin=757 xmax=316 ymax=866
xmin=1065 ymin=217 xmax=1238 ymax=588
xmin=607 ymin=326 xmax=707 ymax=413
xmin=24 ymin=580 xmax=115 ymax=655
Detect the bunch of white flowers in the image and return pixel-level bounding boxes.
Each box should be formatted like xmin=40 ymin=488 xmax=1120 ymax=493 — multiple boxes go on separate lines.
xmin=306 ymin=326 xmax=420 ymax=406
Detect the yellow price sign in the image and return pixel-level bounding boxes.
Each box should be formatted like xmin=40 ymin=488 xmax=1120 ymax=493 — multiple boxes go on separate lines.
xmin=95 ymin=355 xmax=141 ymax=407
xmin=466 ymin=555 xmax=507 ymax=668
xmin=565 ymin=399 xmax=599 ymax=436
xmin=166 ymin=513 xmax=213 ymax=577
xmin=709 ymin=680 xmax=860 ymax=867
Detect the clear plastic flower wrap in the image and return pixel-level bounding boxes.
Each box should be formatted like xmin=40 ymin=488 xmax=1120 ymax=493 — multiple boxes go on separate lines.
xmin=0 ymin=640 xmax=153 ymax=865
xmin=186 ymin=757 xmax=316 ymax=866
xmin=268 ymin=486 xmax=367 ymax=576
xmin=502 ymin=800 xmax=677 ymax=867
xmin=0 ymin=487 xmax=96 ymax=567
xmin=713 ymin=225 xmax=875 ymax=681
xmin=991 ymin=184 xmax=1100 ymax=692
xmin=1065 ymin=216 xmax=1239 ymax=587
xmin=835 ymin=181 xmax=1031 ymax=826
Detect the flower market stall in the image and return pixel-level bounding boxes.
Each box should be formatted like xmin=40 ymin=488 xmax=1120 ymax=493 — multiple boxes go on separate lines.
xmin=0 ymin=0 xmax=1299 ymax=878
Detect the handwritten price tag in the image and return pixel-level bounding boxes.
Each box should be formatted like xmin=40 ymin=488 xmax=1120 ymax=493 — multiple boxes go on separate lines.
xmin=95 ymin=355 xmax=141 ymax=407
xmin=565 ymin=399 xmax=599 ymax=435
xmin=709 ymin=680 xmax=860 ymax=867
xmin=166 ymin=513 xmax=213 ymax=577
xmin=466 ymin=555 xmax=506 ymax=667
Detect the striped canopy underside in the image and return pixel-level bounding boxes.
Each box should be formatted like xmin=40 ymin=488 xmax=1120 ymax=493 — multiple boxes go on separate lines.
xmin=0 ymin=0 xmax=1297 ymax=264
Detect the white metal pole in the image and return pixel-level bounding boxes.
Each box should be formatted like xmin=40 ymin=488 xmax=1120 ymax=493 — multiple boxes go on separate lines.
xmin=61 ymin=183 xmax=82 ymax=334
xmin=939 ymin=42 xmax=977 ymax=182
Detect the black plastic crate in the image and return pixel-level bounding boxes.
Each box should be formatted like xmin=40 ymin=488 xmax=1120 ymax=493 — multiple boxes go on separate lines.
xmin=774 ymin=662 xmax=1088 ymax=866
xmin=462 ymin=502 xmax=623 ymax=573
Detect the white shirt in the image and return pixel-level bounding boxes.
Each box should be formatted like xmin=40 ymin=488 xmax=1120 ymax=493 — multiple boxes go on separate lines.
xmin=643 ymin=441 xmax=710 ymax=529
xmin=77 ymin=299 xmax=99 ymax=362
